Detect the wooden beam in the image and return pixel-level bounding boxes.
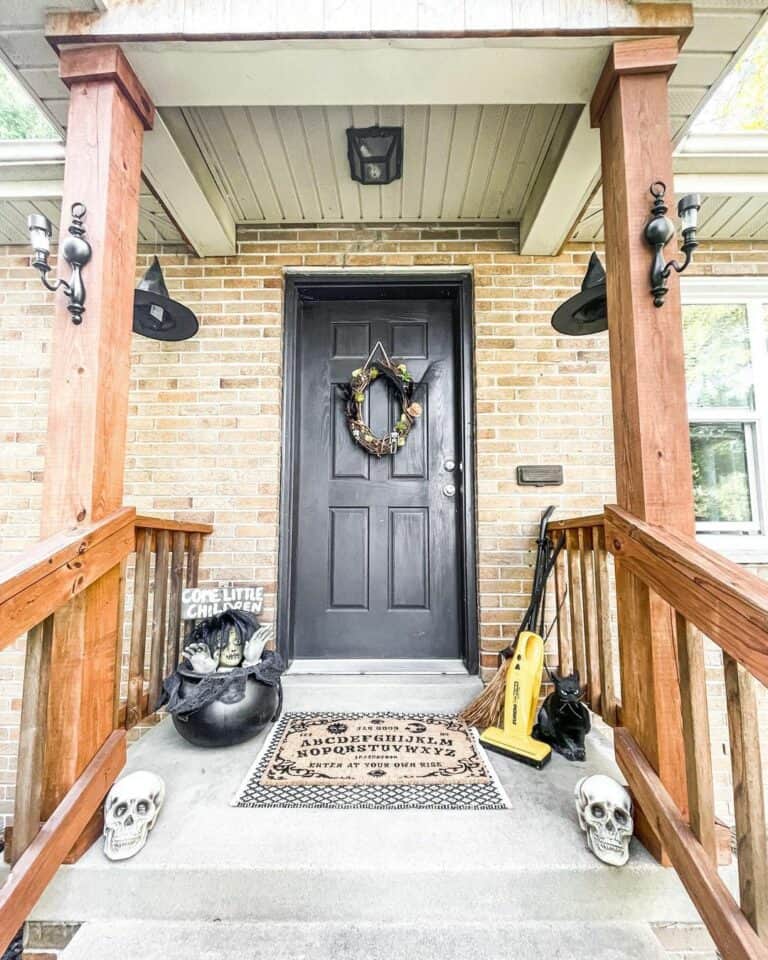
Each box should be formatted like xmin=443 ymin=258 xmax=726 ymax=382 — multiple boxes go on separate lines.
xmin=142 ymin=111 xmax=236 ymax=258
xmin=0 ymin=731 xmax=126 ymax=957
xmin=520 ymin=106 xmax=601 ymax=256
xmin=39 ymin=46 xmax=153 ymax=842
xmin=591 ymin=37 xmax=693 ymax=862
xmin=45 ymin=2 xmax=693 ymax=42
xmin=615 ymin=728 xmax=768 ymax=960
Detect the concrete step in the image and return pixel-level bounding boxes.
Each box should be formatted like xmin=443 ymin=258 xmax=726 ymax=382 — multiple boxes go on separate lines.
xmin=23 ymin=677 xmax=705 ymax=928
xmin=61 ymin=920 xmax=668 ymax=960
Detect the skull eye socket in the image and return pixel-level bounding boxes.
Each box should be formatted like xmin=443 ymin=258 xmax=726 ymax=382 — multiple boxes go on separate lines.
xmin=114 ymin=802 xmax=128 ymax=818
xmin=136 ymin=800 xmax=150 ymax=816
xmin=590 ymin=803 xmax=606 ymax=819
xmin=614 ymin=808 xmax=628 ymax=825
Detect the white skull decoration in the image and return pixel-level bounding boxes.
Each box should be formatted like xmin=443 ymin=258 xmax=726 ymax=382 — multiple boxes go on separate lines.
xmin=103 ymin=770 xmax=165 ymax=861
xmin=574 ymin=774 xmax=634 ymax=866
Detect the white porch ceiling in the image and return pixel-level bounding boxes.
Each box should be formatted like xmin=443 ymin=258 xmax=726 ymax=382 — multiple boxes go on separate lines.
xmin=0 ymin=189 xmax=184 ymax=247
xmin=0 ymin=2 xmax=766 ymax=254
xmin=573 ymin=186 xmax=768 ymax=243
xmin=172 ymin=103 xmax=568 ymax=224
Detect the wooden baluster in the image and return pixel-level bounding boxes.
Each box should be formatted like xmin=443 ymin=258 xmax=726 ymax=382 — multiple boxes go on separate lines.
xmin=11 ymin=616 xmax=54 ymax=863
xmin=166 ymin=532 xmax=185 ymax=674
xmin=126 ymin=529 xmax=152 ymax=729
xmin=566 ymin=528 xmax=587 ymax=684
xmin=184 ymin=532 xmax=202 ymax=643
xmin=553 ymin=537 xmax=572 ymax=675
xmin=592 ymin=525 xmax=617 ymax=725
xmin=112 ymin=557 xmax=128 ymax=731
xmin=723 ymin=652 xmax=768 ymax=937
xmin=148 ymin=531 xmax=170 ymax=714
xmin=578 ymin=527 xmax=601 ymax=712
xmin=675 ymin=613 xmax=716 ymax=864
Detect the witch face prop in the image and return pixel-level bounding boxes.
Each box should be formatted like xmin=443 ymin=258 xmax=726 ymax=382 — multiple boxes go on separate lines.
xmin=182 ymin=609 xmax=261 ymax=673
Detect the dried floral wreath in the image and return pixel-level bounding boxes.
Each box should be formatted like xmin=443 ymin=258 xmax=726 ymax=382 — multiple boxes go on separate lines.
xmin=337 ymin=341 xmax=424 ymax=457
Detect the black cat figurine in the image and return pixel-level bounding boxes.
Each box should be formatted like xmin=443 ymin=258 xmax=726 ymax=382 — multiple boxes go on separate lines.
xmin=533 ymin=671 xmax=591 ymax=761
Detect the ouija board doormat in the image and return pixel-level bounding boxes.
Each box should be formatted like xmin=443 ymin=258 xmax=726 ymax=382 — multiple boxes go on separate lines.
xmin=232 ymin=712 xmax=511 ymax=810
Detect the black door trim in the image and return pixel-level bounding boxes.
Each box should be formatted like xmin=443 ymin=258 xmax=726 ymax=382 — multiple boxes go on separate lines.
xmin=278 ymin=272 xmax=478 ymax=674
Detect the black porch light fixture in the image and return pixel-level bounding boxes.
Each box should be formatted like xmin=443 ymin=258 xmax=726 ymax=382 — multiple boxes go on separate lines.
xmin=644 ymin=181 xmax=701 ymax=307
xmin=133 ymin=256 xmax=199 ymax=341
xmin=27 ymin=202 xmax=92 ymax=324
xmin=346 ymin=125 xmax=403 ymax=185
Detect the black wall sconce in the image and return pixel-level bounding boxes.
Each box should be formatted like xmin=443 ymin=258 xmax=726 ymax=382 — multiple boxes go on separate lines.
xmin=27 ymin=202 xmax=92 ymax=324
xmin=644 ymin=181 xmax=700 ymax=308
xmin=346 ymin=125 xmax=403 ymax=185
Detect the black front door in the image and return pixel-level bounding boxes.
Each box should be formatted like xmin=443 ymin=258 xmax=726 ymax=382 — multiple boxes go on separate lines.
xmin=286 ymin=286 xmax=467 ymax=660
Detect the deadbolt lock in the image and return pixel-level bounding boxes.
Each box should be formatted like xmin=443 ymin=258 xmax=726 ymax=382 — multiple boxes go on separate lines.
xmin=444 ymin=459 xmax=456 ymax=471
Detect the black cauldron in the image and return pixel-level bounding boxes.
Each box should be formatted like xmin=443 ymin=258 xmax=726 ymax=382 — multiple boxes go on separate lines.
xmin=171 ymin=667 xmax=282 ymax=748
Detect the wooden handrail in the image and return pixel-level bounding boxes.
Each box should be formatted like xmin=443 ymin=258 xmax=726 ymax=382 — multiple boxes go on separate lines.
xmin=0 ymin=508 xmax=136 ymax=652
xmin=605 ymin=505 xmax=768 ymax=687
xmin=546 ymin=513 xmax=605 ymax=533
xmin=0 ymin=731 xmax=126 ymax=956
xmin=0 ymin=507 xmax=135 ymax=606
xmin=616 ymin=729 xmax=768 ymax=960
xmin=135 ymin=515 xmax=213 ymax=535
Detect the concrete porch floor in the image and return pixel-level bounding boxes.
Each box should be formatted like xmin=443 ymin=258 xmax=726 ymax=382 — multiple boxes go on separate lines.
xmin=31 ymin=675 xmax=709 ymax=958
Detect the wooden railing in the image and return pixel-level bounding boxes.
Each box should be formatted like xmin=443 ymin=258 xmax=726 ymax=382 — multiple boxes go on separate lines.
xmin=546 ymin=514 xmax=619 ymax=725
xmin=0 ymin=510 xmax=212 ymax=955
xmin=556 ymin=505 xmax=768 ymax=960
xmin=119 ymin=516 xmax=212 ymax=730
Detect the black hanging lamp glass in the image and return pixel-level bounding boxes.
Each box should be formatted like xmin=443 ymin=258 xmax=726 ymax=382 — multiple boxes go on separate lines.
xmin=551 ymin=252 xmax=608 ymax=336
xmin=346 ymin=125 xmax=403 ymax=185
xmin=133 ymin=256 xmax=199 ymax=341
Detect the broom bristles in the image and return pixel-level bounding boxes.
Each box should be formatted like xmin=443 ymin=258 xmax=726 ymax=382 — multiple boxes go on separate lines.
xmin=459 ymin=656 xmax=511 ymax=729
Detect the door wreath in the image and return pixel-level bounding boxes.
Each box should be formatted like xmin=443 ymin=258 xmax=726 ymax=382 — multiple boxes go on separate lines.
xmin=338 ymin=341 xmax=423 ymax=457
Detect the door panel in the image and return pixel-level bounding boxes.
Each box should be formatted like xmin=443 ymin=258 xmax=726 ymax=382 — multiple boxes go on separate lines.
xmin=291 ymin=295 xmax=463 ymax=659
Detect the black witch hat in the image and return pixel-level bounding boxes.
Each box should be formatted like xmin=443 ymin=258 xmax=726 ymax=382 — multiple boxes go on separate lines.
xmin=133 ymin=256 xmax=199 ymax=341
xmin=551 ymin=252 xmax=607 ymax=336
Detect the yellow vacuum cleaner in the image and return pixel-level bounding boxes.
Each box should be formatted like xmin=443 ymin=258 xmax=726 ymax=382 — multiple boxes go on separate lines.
xmin=479 ymin=630 xmax=551 ymax=769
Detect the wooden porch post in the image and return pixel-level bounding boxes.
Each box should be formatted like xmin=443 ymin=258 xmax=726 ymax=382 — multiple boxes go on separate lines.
xmin=38 ymin=47 xmax=154 ymax=843
xmin=590 ymin=37 xmax=693 ymax=862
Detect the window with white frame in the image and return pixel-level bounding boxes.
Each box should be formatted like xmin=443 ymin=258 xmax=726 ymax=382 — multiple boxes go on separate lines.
xmin=682 ymin=279 xmax=768 ymax=548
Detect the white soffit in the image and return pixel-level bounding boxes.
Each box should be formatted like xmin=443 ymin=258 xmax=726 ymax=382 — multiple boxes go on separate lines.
xmin=0 ymin=4 xmax=765 ymax=252
xmin=169 ymin=102 xmax=567 ymax=224
xmin=0 ymin=159 xmax=184 ymax=246
xmin=572 ymin=174 xmax=768 ymax=243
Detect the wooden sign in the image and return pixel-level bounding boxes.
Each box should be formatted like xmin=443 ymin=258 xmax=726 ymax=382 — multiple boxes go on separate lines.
xmin=181 ymin=585 xmax=264 ymax=620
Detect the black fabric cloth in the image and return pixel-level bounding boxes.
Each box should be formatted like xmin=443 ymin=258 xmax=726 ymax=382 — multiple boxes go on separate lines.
xmin=162 ymin=650 xmax=285 ymax=718
xmin=185 ymin=608 xmax=260 ymax=658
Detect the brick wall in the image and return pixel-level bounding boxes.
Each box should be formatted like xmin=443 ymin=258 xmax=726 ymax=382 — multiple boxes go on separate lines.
xmin=0 ymin=225 xmax=766 ymax=824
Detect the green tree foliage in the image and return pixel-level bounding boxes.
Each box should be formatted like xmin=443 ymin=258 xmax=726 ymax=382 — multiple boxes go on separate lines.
xmin=696 ymin=24 xmax=768 ymax=132
xmin=0 ymin=64 xmax=56 ymax=140
xmin=682 ymin=304 xmax=754 ymax=409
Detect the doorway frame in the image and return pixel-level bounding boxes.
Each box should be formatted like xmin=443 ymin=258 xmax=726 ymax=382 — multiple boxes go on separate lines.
xmin=277 ymin=271 xmax=478 ymax=673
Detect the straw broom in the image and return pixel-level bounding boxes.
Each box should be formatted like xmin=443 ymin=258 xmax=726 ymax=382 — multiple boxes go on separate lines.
xmin=460 ymin=509 xmax=565 ymax=730
xmin=459 ymin=645 xmax=514 ymax=729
